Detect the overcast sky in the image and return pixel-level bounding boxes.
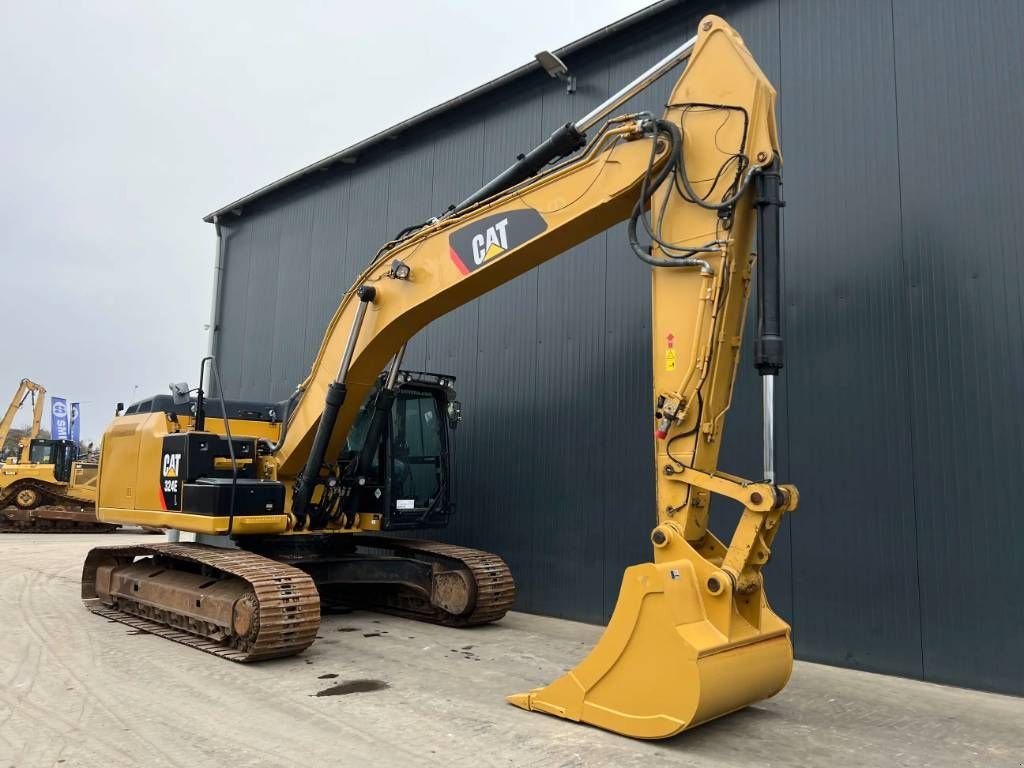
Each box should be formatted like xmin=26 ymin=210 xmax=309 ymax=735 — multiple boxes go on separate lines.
xmin=0 ymin=0 xmax=649 ymax=442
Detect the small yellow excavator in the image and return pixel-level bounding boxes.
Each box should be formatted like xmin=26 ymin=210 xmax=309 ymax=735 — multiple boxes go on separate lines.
xmin=82 ymin=16 xmax=796 ymax=738
xmin=0 ymin=378 xmax=46 ymax=463
xmin=0 ymin=378 xmax=113 ymax=531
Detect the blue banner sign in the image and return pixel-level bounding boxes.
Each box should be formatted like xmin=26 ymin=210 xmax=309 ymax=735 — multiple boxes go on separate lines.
xmin=70 ymin=402 xmax=81 ymax=443
xmin=51 ymin=397 xmax=69 ymax=440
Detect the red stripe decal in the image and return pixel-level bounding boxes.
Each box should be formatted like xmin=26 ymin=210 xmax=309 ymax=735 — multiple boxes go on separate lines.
xmin=449 ymin=246 xmax=470 ymax=276
xmin=158 ymin=484 xmax=167 ymax=511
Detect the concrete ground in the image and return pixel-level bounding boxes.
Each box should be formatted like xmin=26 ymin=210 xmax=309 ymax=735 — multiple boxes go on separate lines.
xmin=1 ymin=533 xmax=1021 ymax=768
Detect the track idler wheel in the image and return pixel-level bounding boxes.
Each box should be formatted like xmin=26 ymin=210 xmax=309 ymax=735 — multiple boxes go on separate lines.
xmin=507 ymin=558 xmax=793 ymax=739
xmin=14 ymin=487 xmax=43 ymax=510
xmin=231 ymin=592 xmax=260 ymax=645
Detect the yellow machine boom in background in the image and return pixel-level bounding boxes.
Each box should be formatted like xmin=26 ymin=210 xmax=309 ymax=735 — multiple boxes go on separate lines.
xmin=0 ymin=378 xmax=46 ymax=462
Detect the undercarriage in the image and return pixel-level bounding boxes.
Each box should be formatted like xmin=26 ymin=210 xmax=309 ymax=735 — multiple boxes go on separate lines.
xmin=81 ymin=535 xmax=515 ymax=661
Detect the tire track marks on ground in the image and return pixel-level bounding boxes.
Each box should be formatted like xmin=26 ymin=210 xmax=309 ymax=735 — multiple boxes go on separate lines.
xmin=17 ymin=560 xmax=189 ymax=768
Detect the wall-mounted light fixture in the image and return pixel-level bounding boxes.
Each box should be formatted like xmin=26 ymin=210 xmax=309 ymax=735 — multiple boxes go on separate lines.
xmin=535 ymin=50 xmax=576 ymax=94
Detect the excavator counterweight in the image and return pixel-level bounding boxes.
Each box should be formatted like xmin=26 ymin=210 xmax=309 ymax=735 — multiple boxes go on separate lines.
xmin=83 ymin=15 xmax=796 ymax=740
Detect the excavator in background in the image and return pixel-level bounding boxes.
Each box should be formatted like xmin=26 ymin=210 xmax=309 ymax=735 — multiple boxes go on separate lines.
xmin=0 ymin=378 xmax=46 ymax=462
xmin=81 ymin=16 xmax=796 ymax=738
xmin=0 ymin=378 xmax=115 ymax=531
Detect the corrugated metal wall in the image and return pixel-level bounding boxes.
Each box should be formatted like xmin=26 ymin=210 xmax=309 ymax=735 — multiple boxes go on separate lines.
xmin=211 ymin=0 xmax=1024 ymax=695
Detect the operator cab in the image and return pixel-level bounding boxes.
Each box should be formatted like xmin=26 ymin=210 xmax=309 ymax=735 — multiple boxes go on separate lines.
xmin=342 ymin=371 xmax=461 ymax=530
xmin=27 ymin=438 xmax=79 ymax=482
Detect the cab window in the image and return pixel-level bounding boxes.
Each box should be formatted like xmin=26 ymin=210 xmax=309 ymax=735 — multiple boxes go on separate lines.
xmin=29 ymin=442 xmax=54 ymax=464
xmin=390 ymin=391 xmax=444 ymax=508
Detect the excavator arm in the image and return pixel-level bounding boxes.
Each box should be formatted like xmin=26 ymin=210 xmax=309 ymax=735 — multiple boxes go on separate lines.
xmin=29 ymin=382 xmax=45 ymax=441
xmin=0 ymin=378 xmax=46 ymax=460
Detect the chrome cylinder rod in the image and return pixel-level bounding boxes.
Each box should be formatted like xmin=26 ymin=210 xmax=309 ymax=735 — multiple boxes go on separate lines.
xmin=573 ymin=34 xmax=698 ymax=133
xmin=385 ymin=343 xmax=407 ymax=390
xmin=336 ymin=288 xmax=374 ymax=383
xmin=452 ymin=34 xmax=698 ymax=216
xmin=762 ymin=375 xmax=775 ymax=483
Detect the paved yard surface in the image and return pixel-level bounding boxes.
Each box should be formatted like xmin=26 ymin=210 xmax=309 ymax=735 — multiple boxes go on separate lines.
xmin=2 ymin=533 xmax=1021 ymax=767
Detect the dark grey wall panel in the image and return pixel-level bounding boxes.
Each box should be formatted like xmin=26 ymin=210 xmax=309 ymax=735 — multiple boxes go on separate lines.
xmin=892 ymin=0 xmax=1024 ymax=694
xmin=780 ymin=0 xmax=922 ymax=678
xmin=269 ymin=199 xmax=314 ymax=397
xmin=306 ymin=179 xmax=352 ymax=372
xmin=236 ymin=213 xmax=281 ymax=400
xmin=208 ymin=0 xmax=1024 ymax=694
xmin=343 ymin=163 xmax=391 ymax=278
xmin=216 ymin=221 xmax=251 ymax=396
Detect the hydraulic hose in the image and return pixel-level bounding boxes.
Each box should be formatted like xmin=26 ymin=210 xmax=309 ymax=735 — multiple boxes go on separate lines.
xmin=627 ymin=119 xmax=714 ymax=272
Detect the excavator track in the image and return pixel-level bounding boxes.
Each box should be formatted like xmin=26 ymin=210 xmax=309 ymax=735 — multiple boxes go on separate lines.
xmin=348 ymin=536 xmax=516 ymax=626
xmin=0 ymin=513 xmax=116 ymax=533
xmin=1 ymin=478 xmax=92 ymax=509
xmin=82 ymin=543 xmax=320 ymax=662
xmin=1 ymin=478 xmax=117 ymax=533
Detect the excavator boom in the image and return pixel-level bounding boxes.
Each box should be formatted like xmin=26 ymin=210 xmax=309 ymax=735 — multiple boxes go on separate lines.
xmin=277 ymin=119 xmax=671 ymax=489
xmin=29 ymin=385 xmax=45 ymax=444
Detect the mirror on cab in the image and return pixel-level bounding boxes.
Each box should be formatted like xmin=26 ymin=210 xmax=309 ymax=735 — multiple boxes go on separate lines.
xmin=447 ymin=400 xmax=462 ymax=429
xmin=169 ymin=382 xmax=191 ymax=406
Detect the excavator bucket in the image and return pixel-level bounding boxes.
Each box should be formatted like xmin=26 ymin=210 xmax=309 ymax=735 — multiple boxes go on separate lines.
xmin=510 ymin=477 xmax=798 ymax=739
xmin=508 ymin=558 xmax=792 ymax=739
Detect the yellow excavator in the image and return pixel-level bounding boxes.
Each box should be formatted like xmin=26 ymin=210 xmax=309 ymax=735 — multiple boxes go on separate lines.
xmin=82 ymin=16 xmax=796 ymax=738
xmin=0 ymin=378 xmax=46 ymax=463
xmin=0 ymin=379 xmax=113 ymax=531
